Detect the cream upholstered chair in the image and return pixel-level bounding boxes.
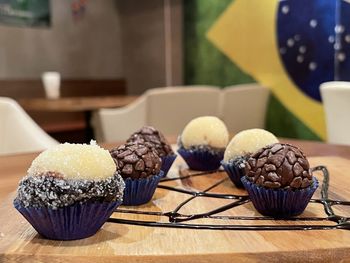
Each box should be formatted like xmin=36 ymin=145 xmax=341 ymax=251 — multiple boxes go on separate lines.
xmin=92 ymin=95 xmax=147 ymax=143
xmin=92 ymin=86 xmax=221 ymax=142
xmin=320 ymin=81 xmax=350 ymax=145
xmin=220 ymin=84 xmax=270 ymax=133
xmin=146 ymin=86 xmax=221 ymax=135
xmin=0 ymin=97 xmax=58 ymax=155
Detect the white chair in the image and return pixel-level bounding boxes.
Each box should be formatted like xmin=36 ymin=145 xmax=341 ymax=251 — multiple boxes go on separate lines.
xmin=146 ymin=86 xmax=221 ymax=135
xmin=92 ymin=95 xmax=147 ymax=143
xmin=320 ymin=81 xmax=350 ymax=145
xmin=92 ymin=86 xmax=221 ymax=142
xmin=221 ymin=84 xmax=270 ymax=133
xmin=0 ymin=97 xmax=58 ymax=155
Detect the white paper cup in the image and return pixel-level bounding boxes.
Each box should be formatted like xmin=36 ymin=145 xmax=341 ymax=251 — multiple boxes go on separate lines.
xmin=42 ymin=72 xmax=61 ymax=99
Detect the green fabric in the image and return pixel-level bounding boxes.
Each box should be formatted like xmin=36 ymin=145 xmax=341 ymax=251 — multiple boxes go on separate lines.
xmin=183 ymin=0 xmax=321 ymax=141
xmin=266 ymin=96 xmax=320 ymax=140
xmin=184 ymin=0 xmax=254 ymax=86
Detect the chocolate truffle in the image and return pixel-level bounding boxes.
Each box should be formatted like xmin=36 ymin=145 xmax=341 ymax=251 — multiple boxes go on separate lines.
xmin=127 ymin=126 xmax=174 ymax=157
xmin=177 ymin=116 xmax=228 ymax=171
xmin=110 ymin=142 xmax=162 ymax=179
xmin=14 ymin=142 xmax=125 ymax=240
xmin=245 ymin=143 xmax=313 ymax=189
xmin=180 ymin=116 xmax=229 ymax=149
xmin=15 ymin=142 xmax=125 ymax=209
xmin=224 ymin=129 xmax=278 ymax=162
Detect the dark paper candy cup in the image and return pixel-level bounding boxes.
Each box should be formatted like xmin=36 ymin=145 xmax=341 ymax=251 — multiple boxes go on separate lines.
xmin=241 ymin=176 xmax=318 ymax=218
xmin=122 ymin=170 xmax=164 ymax=206
xmin=177 ymin=147 xmax=224 ymax=171
xmin=14 ymin=200 xmax=121 ymax=240
xmin=161 ymin=154 xmax=177 ymax=176
xmin=221 ymin=160 xmax=245 ymax=188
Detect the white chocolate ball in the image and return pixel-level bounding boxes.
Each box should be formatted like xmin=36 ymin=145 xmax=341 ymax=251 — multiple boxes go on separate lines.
xmin=224 ymin=129 xmax=278 ymax=161
xmin=28 ymin=142 xmax=116 ymax=180
xmin=181 ymin=116 xmax=229 ymax=149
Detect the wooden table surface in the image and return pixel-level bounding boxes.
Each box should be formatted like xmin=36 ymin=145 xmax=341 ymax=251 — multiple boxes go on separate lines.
xmin=17 ymin=95 xmax=138 ymax=112
xmin=1 ymin=139 xmax=350 ymax=262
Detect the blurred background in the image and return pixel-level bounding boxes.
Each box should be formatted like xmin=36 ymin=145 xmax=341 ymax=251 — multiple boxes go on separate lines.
xmin=0 ymin=0 xmax=349 ymax=146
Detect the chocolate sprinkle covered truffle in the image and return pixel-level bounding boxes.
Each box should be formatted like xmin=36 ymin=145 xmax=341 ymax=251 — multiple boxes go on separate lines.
xmin=127 ymin=126 xmax=174 ymax=157
xmin=110 ymin=142 xmax=162 ymax=179
xmin=245 ymin=143 xmax=313 ymax=189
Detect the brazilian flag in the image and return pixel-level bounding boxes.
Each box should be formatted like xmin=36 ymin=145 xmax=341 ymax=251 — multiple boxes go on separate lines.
xmin=185 ymin=0 xmax=350 ymax=141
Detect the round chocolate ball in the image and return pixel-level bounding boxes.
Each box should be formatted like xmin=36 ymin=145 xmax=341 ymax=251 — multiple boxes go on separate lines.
xmin=110 ymin=142 xmax=162 ymax=179
xmin=245 ymin=143 xmax=313 ymax=189
xmin=127 ymin=126 xmax=174 ymax=157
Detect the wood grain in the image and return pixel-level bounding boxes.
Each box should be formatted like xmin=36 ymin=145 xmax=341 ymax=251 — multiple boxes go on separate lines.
xmin=0 ymin=147 xmax=350 ymax=262
xmin=0 ymin=79 xmax=126 ymax=99
xmin=18 ymin=96 xmax=138 ymax=112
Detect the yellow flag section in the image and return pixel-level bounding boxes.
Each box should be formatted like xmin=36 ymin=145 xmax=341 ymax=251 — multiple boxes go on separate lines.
xmin=207 ymin=0 xmax=326 ymax=140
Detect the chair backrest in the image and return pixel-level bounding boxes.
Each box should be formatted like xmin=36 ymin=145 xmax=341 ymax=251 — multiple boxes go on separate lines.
xmin=92 ymin=96 xmax=147 ymax=142
xmin=146 ymin=86 xmax=221 ymax=135
xmin=320 ymin=81 xmax=350 ymax=145
xmin=0 ymin=97 xmax=58 ymax=155
xmin=220 ymin=84 xmax=270 ymax=133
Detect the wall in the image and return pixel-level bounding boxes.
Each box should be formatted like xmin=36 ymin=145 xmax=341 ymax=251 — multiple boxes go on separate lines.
xmin=0 ymin=0 xmax=123 ymax=79
xmin=117 ymin=0 xmax=183 ymax=94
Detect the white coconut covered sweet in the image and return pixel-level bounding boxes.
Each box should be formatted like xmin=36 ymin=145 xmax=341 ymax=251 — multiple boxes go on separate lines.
xmin=16 ymin=141 xmax=125 ymax=209
xmin=180 ymin=116 xmax=229 ymax=149
xmin=223 ymin=129 xmax=278 ymax=162
xmin=28 ymin=141 xmax=116 ymax=180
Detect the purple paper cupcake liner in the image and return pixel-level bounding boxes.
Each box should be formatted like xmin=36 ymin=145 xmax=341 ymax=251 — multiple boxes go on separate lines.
xmin=177 ymin=147 xmax=224 ymax=171
xmin=241 ymin=176 xmax=319 ymax=218
xmin=161 ymin=154 xmax=177 ymax=176
xmin=122 ymin=170 xmax=164 ymax=206
xmin=14 ymin=200 xmax=121 ymax=240
xmin=221 ymin=159 xmax=246 ymax=189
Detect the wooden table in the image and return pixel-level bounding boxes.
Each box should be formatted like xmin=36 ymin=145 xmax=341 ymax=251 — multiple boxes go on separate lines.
xmin=18 ymin=96 xmax=138 ymax=141
xmin=18 ymin=96 xmax=138 ymax=112
xmin=1 ymin=140 xmax=350 ymax=262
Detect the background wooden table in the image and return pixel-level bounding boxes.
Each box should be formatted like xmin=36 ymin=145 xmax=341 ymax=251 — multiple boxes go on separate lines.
xmin=18 ymin=96 xmax=138 ymax=142
xmin=0 ymin=140 xmax=350 ymax=262
xmin=18 ymin=96 xmax=138 ymax=112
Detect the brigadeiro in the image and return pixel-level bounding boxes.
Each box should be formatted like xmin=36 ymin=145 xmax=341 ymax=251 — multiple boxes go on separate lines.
xmin=177 ymin=116 xmax=229 ymax=171
xmin=221 ymin=129 xmax=279 ymax=188
xmin=13 ymin=142 xmax=125 ymax=240
xmin=127 ymin=126 xmax=176 ymax=176
xmin=110 ymin=141 xmax=163 ymax=205
xmin=241 ymin=143 xmax=318 ymax=217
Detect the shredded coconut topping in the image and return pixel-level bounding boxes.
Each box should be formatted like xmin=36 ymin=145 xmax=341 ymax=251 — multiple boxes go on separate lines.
xmin=224 ymin=129 xmax=278 ymax=161
xmin=181 ymin=116 xmax=229 ymax=149
xmin=27 ymin=142 xmax=116 ymax=180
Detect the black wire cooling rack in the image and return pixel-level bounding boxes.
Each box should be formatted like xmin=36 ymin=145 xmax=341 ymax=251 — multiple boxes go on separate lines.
xmin=108 ymin=166 xmax=350 ymax=231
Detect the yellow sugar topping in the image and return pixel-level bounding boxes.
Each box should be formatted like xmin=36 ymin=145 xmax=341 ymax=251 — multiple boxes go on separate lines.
xmin=181 ymin=116 xmax=229 ymax=149
xmin=224 ymin=129 xmax=278 ymax=161
xmin=27 ymin=142 xmax=116 ymax=180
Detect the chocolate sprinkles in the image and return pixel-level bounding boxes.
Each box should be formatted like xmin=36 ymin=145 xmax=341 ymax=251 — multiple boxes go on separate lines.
xmin=15 ymin=172 xmax=125 ymax=209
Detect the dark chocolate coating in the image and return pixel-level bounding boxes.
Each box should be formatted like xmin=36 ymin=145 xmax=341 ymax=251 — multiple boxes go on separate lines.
xmin=127 ymin=126 xmax=174 ymax=157
xmin=245 ymin=143 xmax=313 ymax=189
xmin=15 ymin=171 xmax=125 ymax=209
xmin=110 ymin=142 xmax=162 ymax=179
